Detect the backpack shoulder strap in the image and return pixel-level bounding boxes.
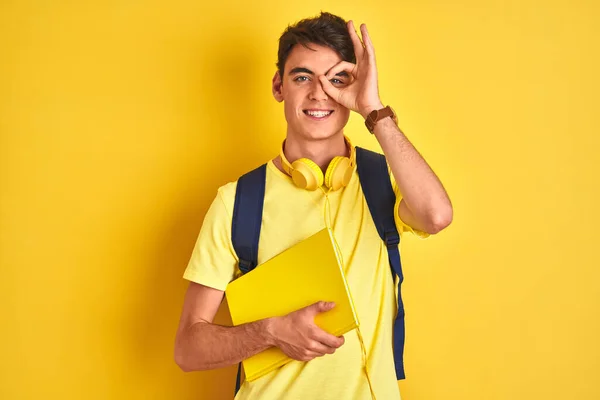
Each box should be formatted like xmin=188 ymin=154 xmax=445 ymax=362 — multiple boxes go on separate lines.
xmin=355 ymin=147 xmax=407 ymax=380
xmin=231 ymin=163 xmax=267 ymax=275
xmin=355 ymin=147 xmax=400 ymax=251
xmin=230 ymin=163 xmax=267 ymax=396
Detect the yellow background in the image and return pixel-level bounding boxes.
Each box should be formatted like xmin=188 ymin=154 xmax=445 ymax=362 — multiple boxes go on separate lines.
xmin=1 ymin=0 xmax=598 ymax=399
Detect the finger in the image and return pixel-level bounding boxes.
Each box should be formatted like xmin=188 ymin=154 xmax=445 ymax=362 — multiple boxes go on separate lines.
xmin=347 ymin=20 xmax=365 ymax=62
xmin=311 ymin=326 xmax=345 ymax=349
xmin=318 ymin=75 xmax=342 ymax=104
xmin=360 ymin=23 xmax=376 ymax=62
xmin=307 ymin=340 xmax=337 ymax=355
xmin=297 ymin=350 xmax=321 ymax=361
xmin=325 ymin=61 xmax=358 ymax=81
xmin=305 ymin=301 xmax=335 ymax=316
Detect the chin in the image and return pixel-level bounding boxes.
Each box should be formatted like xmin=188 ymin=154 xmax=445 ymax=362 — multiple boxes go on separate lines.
xmin=294 ymin=120 xmax=348 ymax=142
xmin=299 ymin=128 xmax=343 ymax=141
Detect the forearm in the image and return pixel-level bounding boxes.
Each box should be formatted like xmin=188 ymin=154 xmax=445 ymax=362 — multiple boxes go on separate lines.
xmin=175 ymin=318 xmax=274 ymax=372
xmin=370 ymin=114 xmax=452 ymax=230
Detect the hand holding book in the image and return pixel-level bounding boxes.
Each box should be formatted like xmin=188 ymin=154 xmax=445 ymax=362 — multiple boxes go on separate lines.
xmin=266 ymin=301 xmax=346 ymax=361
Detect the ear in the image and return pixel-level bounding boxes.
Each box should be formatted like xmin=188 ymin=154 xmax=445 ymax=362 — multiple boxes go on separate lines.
xmin=272 ymin=71 xmax=284 ymax=102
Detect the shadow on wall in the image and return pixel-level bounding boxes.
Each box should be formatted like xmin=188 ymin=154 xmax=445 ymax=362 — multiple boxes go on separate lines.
xmin=131 ymin=24 xmax=273 ymax=400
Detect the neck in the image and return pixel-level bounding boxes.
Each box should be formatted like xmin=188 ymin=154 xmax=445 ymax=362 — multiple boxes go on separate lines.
xmin=281 ymin=132 xmax=348 ymax=172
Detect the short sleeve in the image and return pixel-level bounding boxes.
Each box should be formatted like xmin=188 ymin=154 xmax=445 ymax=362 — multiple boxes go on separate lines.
xmin=388 ymin=164 xmax=431 ymax=239
xmin=183 ymin=188 xmax=240 ymax=291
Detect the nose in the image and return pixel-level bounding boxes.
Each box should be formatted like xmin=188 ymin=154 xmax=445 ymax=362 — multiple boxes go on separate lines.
xmin=308 ymin=79 xmax=329 ymax=102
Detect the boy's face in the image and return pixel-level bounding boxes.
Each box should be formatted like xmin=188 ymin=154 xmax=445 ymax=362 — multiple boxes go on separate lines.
xmin=272 ymin=43 xmax=351 ymax=141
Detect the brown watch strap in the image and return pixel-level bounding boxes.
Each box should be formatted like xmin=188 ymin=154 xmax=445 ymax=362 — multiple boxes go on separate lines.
xmin=365 ymin=106 xmax=397 ymax=133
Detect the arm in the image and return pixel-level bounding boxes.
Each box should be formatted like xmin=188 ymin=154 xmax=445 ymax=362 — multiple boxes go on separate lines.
xmin=174 ymin=282 xmax=273 ymax=372
xmin=366 ymin=110 xmax=453 ymax=234
xmin=319 ymin=21 xmax=453 ymax=234
xmin=174 ymin=282 xmax=345 ymax=372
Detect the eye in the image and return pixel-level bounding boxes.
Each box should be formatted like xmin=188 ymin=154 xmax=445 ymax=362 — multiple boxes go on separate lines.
xmin=331 ymin=78 xmax=344 ymax=85
xmin=294 ymin=76 xmax=309 ymax=82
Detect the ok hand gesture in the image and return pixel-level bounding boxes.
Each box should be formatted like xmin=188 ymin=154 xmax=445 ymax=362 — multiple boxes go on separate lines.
xmin=319 ymin=21 xmax=384 ymax=118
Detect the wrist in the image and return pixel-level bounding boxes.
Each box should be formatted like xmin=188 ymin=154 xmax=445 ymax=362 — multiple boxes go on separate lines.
xmin=360 ymin=102 xmax=384 ymax=119
xmin=373 ymin=116 xmax=402 ymax=138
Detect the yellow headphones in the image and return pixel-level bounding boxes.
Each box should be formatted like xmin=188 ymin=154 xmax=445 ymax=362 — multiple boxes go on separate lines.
xmin=280 ymin=136 xmax=356 ymax=191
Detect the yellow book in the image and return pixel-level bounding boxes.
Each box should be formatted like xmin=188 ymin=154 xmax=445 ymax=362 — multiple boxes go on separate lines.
xmin=225 ymin=228 xmax=360 ymax=382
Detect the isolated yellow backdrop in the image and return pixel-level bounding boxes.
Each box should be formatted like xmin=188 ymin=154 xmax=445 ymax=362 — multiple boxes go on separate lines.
xmin=1 ymin=1 xmax=599 ymax=399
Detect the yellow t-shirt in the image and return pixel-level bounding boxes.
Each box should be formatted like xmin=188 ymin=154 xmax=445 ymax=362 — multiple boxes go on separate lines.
xmin=184 ymin=155 xmax=429 ymax=400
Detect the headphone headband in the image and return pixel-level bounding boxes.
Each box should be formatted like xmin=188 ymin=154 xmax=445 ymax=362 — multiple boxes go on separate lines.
xmin=279 ymin=136 xmax=356 ymax=191
xmin=279 ymin=135 xmax=355 ymax=174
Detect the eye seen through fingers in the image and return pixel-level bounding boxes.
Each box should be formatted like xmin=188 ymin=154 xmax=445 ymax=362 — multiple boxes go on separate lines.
xmin=293 ymin=75 xmax=346 ymax=86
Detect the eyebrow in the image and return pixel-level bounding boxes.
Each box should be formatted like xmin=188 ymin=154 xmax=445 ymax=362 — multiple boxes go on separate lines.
xmin=288 ymin=67 xmax=349 ymax=78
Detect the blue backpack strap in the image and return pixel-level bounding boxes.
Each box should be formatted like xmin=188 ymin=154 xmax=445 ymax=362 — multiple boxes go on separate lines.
xmin=231 ymin=164 xmax=267 ymax=274
xmin=355 ymin=147 xmax=407 ymax=380
xmin=231 ymin=163 xmax=267 ymax=396
xmin=235 ymin=363 xmax=243 ymax=398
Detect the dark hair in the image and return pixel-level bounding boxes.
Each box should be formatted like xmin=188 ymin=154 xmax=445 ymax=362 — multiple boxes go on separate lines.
xmin=276 ymin=12 xmax=356 ymax=76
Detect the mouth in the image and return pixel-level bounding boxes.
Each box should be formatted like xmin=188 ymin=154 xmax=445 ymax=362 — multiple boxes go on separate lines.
xmin=303 ymin=109 xmax=334 ymax=120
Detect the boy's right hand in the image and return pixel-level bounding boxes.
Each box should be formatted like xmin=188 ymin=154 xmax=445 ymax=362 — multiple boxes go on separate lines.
xmin=266 ymin=301 xmax=345 ymax=362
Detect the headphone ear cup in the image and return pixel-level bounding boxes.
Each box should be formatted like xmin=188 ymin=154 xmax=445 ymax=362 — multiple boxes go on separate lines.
xmin=325 ymin=156 xmax=351 ymax=191
xmin=291 ymin=158 xmax=323 ymax=190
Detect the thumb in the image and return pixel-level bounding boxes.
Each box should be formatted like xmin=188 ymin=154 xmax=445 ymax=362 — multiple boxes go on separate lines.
xmin=318 ymin=75 xmax=341 ymax=103
xmin=308 ymin=301 xmax=336 ymax=315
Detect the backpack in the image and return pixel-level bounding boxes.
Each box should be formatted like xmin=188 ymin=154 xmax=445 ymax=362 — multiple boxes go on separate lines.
xmin=231 ymin=147 xmax=407 ymax=396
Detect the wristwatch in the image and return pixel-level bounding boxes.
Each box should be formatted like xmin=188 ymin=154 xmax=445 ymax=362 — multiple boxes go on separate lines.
xmin=365 ymin=106 xmax=398 ymax=133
